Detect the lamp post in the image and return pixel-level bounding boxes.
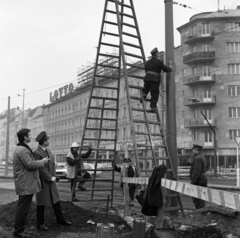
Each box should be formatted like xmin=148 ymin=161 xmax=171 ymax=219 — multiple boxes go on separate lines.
xmin=200 ymin=111 xmax=217 ymax=177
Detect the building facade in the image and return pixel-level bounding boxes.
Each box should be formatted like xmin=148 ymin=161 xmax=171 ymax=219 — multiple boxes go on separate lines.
xmin=175 ymin=6 xmax=240 ymax=168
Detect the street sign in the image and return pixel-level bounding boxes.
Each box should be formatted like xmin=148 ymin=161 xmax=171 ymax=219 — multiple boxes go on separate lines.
xmin=235 ymin=137 xmax=240 ymax=147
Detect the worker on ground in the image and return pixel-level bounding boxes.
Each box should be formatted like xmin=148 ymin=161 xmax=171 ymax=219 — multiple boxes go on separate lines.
xmin=190 ymin=144 xmax=208 ymax=209
xmin=34 ymin=131 xmax=72 ymax=230
xmin=141 ymin=47 xmax=172 ymax=112
xmin=66 ymin=142 xmax=92 ymax=201
xmin=113 ymin=157 xmax=138 ymax=206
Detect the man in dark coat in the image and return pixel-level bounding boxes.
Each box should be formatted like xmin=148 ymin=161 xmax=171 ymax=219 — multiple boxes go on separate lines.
xmin=142 ymin=47 xmax=172 ymax=112
xmin=34 ymin=131 xmax=72 ymax=231
xmin=190 ymin=144 xmax=208 ymax=209
xmin=113 ymin=157 xmax=137 ymax=206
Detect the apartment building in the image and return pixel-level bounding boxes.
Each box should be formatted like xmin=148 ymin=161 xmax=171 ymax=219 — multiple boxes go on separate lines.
xmin=175 ymin=6 xmax=240 ymax=168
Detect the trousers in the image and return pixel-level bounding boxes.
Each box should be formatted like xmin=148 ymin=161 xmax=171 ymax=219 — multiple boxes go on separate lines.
xmin=142 ymin=81 xmax=160 ymax=108
xmin=192 ymin=176 xmax=208 ymax=209
xmin=70 ymin=172 xmax=90 ymax=197
xmin=37 ymin=202 xmax=65 ymax=225
xmin=14 ymin=194 xmax=34 ymax=235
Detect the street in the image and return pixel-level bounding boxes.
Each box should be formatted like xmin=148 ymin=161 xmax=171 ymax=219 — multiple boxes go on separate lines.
xmin=1 ymin=171 xmax=240 ymax=211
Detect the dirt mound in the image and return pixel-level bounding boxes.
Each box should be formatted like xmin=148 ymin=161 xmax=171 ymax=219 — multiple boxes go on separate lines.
xmin=0 ymin=200 xmax=132 ymax=238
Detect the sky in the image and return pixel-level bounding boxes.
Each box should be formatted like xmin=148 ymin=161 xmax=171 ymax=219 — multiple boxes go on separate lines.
xmin=0 ymin=0 xmax=238 ymax=113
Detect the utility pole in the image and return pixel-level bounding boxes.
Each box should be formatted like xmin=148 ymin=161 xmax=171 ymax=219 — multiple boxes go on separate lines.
xmin=21 ymin=89 xmax=25 ymax=128
xmin=201 ymin=111 xmax=217 ymax=176
xmin=5 ymin=96 xmax=10 ymax=176
xmin=164 ymin=0 xmax=178 ymax=215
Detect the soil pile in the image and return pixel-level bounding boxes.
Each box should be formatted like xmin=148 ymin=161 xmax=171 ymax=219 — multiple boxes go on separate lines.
xmin=0 ymin=200 xmax=132 ymax=238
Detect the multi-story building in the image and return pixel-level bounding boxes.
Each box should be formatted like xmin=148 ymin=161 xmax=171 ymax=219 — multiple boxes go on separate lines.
xmin=175 ymin=6 xmax=240 ymax=168
xmin=28 ymin=106 xmax=44 ymax=150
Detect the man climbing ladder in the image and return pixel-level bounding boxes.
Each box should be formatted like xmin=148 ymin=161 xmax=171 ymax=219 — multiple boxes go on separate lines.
xmin=142 ymin=47 xmax=172 ymax=112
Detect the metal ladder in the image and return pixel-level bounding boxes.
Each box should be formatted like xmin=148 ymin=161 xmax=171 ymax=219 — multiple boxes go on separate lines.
xmin=71 ymin=0 xmax=184 ymax=216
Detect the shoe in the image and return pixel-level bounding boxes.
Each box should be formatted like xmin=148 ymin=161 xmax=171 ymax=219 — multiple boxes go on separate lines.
xmin=57 ymin=220 xmax=72 ymax=226
xmin=72 ymin=197 xmax=79 ymax=202
xmin=78 ymin=185 xmax=86 ymax=191
xmin=14 ymin=231 xmax=32 ymax=237
xmin=37 ymin=224 xmax=49 ymax=231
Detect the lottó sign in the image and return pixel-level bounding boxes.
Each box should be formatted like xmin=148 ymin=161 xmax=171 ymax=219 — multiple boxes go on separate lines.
xmin=50 ymin=83 xmax=74 ymax=102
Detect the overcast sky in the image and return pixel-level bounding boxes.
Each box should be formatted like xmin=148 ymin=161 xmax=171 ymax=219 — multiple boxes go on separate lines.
xmin=0 ymin=0 xmax=238 ymax=113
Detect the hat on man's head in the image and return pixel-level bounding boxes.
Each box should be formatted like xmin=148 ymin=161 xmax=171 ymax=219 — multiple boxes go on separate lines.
xmin=71 ymin=142 xmax=80 ymax=148
xmin=192 ymin=144 xmax=203 ymax=150
xmin=150 ymin=47 xmax=159 ymax=55
xmin=123 ymin=157 xmax=132 ymax=162
xmin=36 ymin=131 xmax=49 ymax=143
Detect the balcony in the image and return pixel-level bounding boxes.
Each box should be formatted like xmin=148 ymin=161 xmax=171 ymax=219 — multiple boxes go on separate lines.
xmin=184 ymin=118 xmax=217 ymax=128
xmin=184 ymin=95 xmax=216 ymax=106
xmin=184 ymin=31 xmax=215 ymax=45
xmin=183 ymin=51 xmax=215 ymax=65
xmin=183 ymin=75 xmax=216 ymax=86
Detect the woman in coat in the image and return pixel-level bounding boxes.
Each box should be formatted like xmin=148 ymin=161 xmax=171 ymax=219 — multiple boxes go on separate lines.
xmin=33 ymin=131 xmax=71 ymax=231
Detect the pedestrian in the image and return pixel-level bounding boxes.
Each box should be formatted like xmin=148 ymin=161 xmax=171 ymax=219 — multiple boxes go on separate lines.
xmin=34 ymin=131 xmax=72 ymax=231
xmin=142 ymin=47 xmax=172 ymax=112
xmin=190 ymin=144 xmax=208 ymax=209
xmin=13 ymin=128 xmax=50 ymax=237
xmin=113 ymin=157 xmax=138 ymax=206
xmin=66 ymin=142 xmax=92 ymax=201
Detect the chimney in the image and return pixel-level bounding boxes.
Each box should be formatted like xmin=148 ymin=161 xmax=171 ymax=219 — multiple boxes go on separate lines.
xmin=237 ymin=6 xmax=240 ymax=9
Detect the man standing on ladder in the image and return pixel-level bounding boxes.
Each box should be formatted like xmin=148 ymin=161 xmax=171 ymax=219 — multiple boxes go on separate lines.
xmin=141 ymin=47 xmax=172 ymax=112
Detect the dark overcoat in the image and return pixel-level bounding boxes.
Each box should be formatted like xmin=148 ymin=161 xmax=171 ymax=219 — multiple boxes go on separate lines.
xmin=33 ymin=146 xmax=60 ymax=206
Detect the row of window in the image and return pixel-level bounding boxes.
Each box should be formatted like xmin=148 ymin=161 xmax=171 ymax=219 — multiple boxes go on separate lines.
xmin=191 ymin=130 xmax=240 ymax=142
xmin=47 ymin=80 xmax=143 ymax=119
xmin=189 ymin=21 xmax=240 ymax=36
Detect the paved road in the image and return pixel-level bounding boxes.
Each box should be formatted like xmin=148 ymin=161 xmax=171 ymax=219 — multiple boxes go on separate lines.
xmin=1 ymin=172 xmax=240 ymax=211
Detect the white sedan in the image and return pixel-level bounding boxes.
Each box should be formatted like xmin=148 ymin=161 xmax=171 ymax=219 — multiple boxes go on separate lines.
xmin=55 ymin=163 xmax=102 ymax=182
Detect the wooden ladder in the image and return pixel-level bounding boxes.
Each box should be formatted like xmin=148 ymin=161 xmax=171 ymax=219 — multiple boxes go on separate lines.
xmin=71 ymin=0 xmax=184 ymax=216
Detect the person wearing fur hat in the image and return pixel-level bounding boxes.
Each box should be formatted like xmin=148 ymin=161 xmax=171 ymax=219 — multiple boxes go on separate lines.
xmin=141 ymin=47 xmax=172 ymax=112
xmin=66 ymin=142 xmax=92 ymax=201
xmin=33 ymin=131 xmax=72 ymax=231
xmin=112 ymin=157 xmax=138 ymax=206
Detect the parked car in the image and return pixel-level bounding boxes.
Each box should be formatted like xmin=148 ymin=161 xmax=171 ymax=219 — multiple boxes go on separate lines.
xmin=55 ymin=163 xmax=102 ymax=182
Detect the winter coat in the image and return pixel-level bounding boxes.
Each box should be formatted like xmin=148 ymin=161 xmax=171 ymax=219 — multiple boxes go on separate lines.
xmin=190 ymin=153 xmax=208 ymax=186
xmin=141 ymin=164 xmax=168 ymax=216
xmin=144 ymin=56 xmax=172 ymax=83
xmin=33 ymin=146 xmax=60 ymax=205
xmin=66 ymin=149 xmax=92 ymax=179
xmin=13 ymin=145 xmax=45 ymax=195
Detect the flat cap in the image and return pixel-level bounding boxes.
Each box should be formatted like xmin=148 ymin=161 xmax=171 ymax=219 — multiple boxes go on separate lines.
xmin=150 ymin=47 xmax=158 ymax=55
xmin=36 ymin=131 xmax=49 ymax=143
xmin=192 ymin=144 xmax=203 ymax=150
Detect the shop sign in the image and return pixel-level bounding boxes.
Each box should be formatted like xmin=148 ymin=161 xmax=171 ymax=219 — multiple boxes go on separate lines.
xmin=50 ymin=83 xmax=74 ymax=102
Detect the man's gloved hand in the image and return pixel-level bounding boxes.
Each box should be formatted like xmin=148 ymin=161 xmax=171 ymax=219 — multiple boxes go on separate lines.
xmin=51 ymin=177 xmax=56 ymax=182
xmin=42 ymin=157 xmax=50 ymax=164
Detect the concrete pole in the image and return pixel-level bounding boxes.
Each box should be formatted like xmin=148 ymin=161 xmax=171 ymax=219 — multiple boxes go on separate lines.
xmin=5 ymin=96 xmax=10 ymax=176
xmin=164 ymin=0 xmax=179 ymax=215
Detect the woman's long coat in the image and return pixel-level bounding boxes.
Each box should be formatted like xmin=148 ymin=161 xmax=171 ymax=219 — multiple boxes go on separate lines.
xmin=33 ymin=146 xmax=60 ymax=206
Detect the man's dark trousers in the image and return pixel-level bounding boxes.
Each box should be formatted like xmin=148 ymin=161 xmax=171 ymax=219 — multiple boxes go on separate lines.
xmin=37 ymin=201 xmax=65 ymax=225
xmin=192 ymin=176 xmax=207 ymax=209
xmin=142 ymin=81 xmax=160 ymax=108
xmin=14 ymin=194 xmax=33 ymax=235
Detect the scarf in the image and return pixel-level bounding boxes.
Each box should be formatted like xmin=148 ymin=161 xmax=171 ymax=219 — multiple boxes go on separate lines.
xmin=17 ymin=142 xmax=35 ymax=158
